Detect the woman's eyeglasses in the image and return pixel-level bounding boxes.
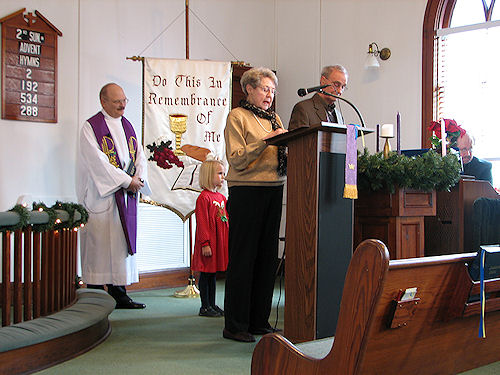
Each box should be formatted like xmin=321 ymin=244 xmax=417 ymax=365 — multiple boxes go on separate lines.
xmin=258 ymin=85 xmax=277 ymax=95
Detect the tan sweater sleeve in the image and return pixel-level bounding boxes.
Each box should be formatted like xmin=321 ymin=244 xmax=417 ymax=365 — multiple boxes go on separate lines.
xmin=224 ymin=109 xmax=268 ymax=171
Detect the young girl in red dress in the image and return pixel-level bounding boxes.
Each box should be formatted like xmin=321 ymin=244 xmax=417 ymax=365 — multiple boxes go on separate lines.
xmin=192 ymin=158 xmax=228 ymax=317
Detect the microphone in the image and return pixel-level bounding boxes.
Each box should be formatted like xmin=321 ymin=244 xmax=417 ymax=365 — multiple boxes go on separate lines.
xmin=297 ymin=84 xmax=330 ymax=97
xmin=320 ymin=91 xmax=367 ymax=128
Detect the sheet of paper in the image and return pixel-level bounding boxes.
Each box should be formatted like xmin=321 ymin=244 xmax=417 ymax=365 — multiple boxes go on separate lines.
xmin=400 ymin=287 xmax=417 ymax=301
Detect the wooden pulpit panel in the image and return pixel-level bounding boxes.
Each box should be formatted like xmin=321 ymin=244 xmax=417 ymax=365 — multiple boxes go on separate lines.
xmin=284 ymin=131 xmax=320 ymax=343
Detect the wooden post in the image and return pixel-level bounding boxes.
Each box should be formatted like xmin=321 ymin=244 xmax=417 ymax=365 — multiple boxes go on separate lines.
xmin=33 ymin=231 xmax=41 ymax=318
xmin=13 ymin=229 xmax=23 ymax=324
xmin=185 ymin=0 xmax=189 ymax=59
xmin=41 ymin=232 xmax=49 ymax=316
xmin=24 ymin=226 xmax=33 ymax=321
xmin=2 ymin=232 xmax=11 ymax=326
xmin=71 ymin=229 xmax=78 ymax=301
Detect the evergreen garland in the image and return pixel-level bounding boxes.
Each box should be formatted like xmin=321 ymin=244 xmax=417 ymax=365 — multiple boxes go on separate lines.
xmin=53 ymin=201 xmax=89 ymax=229
xmin=71 ymin=203 xmax=89 ymax=228
xmin=1 ymin=204 xmax=30 ymax=232
xmin=0 ymin=201 xmax=89 ymax=233
xmin=32 ymin=202 xmax=58 ymax=232
xmin=357 ymin=148 xmax=461 ymax=194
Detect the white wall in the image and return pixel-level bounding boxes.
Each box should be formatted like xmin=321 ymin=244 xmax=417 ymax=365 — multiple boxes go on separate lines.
xmin=0 ymin=0 xmax=428 ymax=211
xmin=0 ymin=1 xmax=79 ymax=210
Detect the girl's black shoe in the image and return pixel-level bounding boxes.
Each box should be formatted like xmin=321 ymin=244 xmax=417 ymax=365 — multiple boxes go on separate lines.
xmin=212 ymin=305 xmax=224 ymax=316
xmin=199 ymin=306 xmax=222 ymax=317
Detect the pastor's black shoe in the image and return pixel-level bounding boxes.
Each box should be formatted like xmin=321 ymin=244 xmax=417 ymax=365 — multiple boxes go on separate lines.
xmin=115 ymin=300 xmax=146 ymax=309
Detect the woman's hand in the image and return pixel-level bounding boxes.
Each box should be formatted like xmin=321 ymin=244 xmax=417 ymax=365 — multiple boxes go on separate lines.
xmin=202 ymin=245 xmax=212 ymax=257
xmin=262 ymin=128 xmax=287 ymax=140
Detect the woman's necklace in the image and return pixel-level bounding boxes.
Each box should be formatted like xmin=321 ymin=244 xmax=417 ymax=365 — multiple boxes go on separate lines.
xmin=252 ymin=113 xmax=272 ymax=133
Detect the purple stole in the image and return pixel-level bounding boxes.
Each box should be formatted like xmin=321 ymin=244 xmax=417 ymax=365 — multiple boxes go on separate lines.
xmin=88 ymin=111 xmax=138 ymax=255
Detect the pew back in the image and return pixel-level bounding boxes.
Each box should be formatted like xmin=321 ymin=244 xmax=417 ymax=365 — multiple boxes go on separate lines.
xmin=252 ymin=239 xmax=500 ymax=375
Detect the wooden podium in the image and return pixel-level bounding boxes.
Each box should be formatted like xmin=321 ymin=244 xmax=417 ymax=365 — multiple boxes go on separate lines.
xmin=268 ymin=122 xmax=372 ymax=343
xmin=354 ymin=188 xmax=436 ymax=259
xmin=424 ymin=176 xmax=500 ymax=256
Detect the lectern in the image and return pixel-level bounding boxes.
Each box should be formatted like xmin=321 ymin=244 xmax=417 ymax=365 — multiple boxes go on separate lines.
xmin=268 ymin=122 xmax=372 ymax=343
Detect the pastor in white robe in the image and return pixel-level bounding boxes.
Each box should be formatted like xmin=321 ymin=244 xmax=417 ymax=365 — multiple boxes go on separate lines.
xmin=76 ymin=109 xmax=150 ymax=286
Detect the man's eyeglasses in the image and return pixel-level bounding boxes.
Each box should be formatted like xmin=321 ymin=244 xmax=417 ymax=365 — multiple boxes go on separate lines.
xmin=324 ymin=78 xmax=348 ymax=92
xmin=109 ymin=98 xmax=129 ymax=105
xmin=258 ymin=85 xmax=277 ymax=95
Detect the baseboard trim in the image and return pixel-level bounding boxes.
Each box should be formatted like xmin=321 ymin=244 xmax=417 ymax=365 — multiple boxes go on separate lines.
xmin=129 ymin=268 xmax=191 ymax=291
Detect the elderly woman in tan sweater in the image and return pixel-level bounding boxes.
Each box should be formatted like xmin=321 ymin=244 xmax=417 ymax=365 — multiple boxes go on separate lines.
xmin=223 ymin=67 xmax=287 ymax=343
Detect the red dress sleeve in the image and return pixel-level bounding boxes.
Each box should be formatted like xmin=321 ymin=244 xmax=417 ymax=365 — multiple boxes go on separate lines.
xmin=194 ymin=192 xmax=211 ymax=248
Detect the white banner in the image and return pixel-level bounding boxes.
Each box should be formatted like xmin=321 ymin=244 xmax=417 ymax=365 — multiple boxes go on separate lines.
xmin=143 ymin=58 xmax=231 ymax=220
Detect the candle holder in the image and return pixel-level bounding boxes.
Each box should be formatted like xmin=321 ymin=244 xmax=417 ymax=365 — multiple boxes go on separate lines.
xmin=380 ymin=124 xmax=394 ymax=159
xmin=381 ymin=136 xmax=393 ymax=159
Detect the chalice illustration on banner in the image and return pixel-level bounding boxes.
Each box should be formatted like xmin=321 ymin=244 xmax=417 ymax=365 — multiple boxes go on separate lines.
xmin=169 ymin=114 xmax=187 ymax=156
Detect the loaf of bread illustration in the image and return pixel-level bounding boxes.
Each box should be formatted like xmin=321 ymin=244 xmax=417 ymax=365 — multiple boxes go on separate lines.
xmin=180 ymin=144 xmax=211 ymax=162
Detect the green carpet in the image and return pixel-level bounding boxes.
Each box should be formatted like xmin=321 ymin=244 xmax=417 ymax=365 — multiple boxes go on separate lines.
xmin=34 ymin=278 xmax=500 ymax=374
xmin=36 ymin=280 xmax=284 ymax=375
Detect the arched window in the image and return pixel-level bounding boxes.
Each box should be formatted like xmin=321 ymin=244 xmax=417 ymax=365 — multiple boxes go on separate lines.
xmin=423 ymin=0 xmax=499 ymax=186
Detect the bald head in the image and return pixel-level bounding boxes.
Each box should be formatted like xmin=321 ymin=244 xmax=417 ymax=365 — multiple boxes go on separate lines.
xmin=457 ymin=133 xmax=473 ymax=164
xmin=100 ymin=83 xmax=127 ymax=118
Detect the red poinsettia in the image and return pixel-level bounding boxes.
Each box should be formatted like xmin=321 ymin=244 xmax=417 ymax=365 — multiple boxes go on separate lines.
xmin=428 ymin=119 xmax=466 ymax=150
xmin=429 ymin=119 xmax=466 ymax=138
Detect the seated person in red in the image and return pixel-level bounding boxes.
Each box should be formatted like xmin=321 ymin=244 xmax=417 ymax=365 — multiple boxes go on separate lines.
xmin=457 ymin=133 xmax=493 ymax=184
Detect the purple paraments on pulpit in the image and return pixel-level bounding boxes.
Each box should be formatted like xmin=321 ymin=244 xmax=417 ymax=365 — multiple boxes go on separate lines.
xmin=343 ymin=124 xmax=358 ymax=199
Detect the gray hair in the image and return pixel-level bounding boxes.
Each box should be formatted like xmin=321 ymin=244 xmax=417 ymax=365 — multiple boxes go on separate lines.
xmin=240 ymin=67 xmax=278 ymax=96
xmin=321 ymin=65 xmax=348 ymax=80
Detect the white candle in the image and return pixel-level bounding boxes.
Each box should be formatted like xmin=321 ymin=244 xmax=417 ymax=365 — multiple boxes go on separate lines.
xmin=381 ymin=124 xmax=394 ymax=138
xmin=440 ymin=119 xmax=446 ymax=156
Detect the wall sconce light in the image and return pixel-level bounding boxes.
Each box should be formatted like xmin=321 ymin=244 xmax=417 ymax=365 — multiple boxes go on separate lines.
xmin=365 ymin=42 xmax=391 ymax=69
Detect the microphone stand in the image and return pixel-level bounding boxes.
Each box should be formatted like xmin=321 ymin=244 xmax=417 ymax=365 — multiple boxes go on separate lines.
xmin=319 ymin=90 xmax=366 ymax=128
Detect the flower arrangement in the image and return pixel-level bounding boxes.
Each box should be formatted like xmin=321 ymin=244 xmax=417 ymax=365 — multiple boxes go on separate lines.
xmin=428 ymin=119 xmax=466 ymax=151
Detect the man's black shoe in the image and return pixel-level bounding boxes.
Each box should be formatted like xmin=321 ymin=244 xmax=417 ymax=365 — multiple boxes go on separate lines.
xmin=115 ymin=300 xmax=146 ymax=309
xmin=249 ymin=326 xmax=282 ymax=335
xmin=222 ymin=328 xmax=255 ymax=342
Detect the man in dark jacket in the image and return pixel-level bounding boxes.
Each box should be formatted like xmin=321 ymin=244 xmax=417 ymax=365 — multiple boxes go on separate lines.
xmin=457 ymin=133 xmax=493 ymax=184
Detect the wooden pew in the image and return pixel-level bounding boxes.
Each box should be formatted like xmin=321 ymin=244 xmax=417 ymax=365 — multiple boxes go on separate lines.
xmin=252 ymin=239 xmax=500 ymax=375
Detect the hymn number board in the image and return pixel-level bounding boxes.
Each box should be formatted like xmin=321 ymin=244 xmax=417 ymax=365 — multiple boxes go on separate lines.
xmin=0 ymin=9 xmax=62 ymax=123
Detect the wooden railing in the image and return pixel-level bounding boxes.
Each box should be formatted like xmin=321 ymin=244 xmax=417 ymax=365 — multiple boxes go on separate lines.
xmin=0 ymin=209 xmax=83 ymax=327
